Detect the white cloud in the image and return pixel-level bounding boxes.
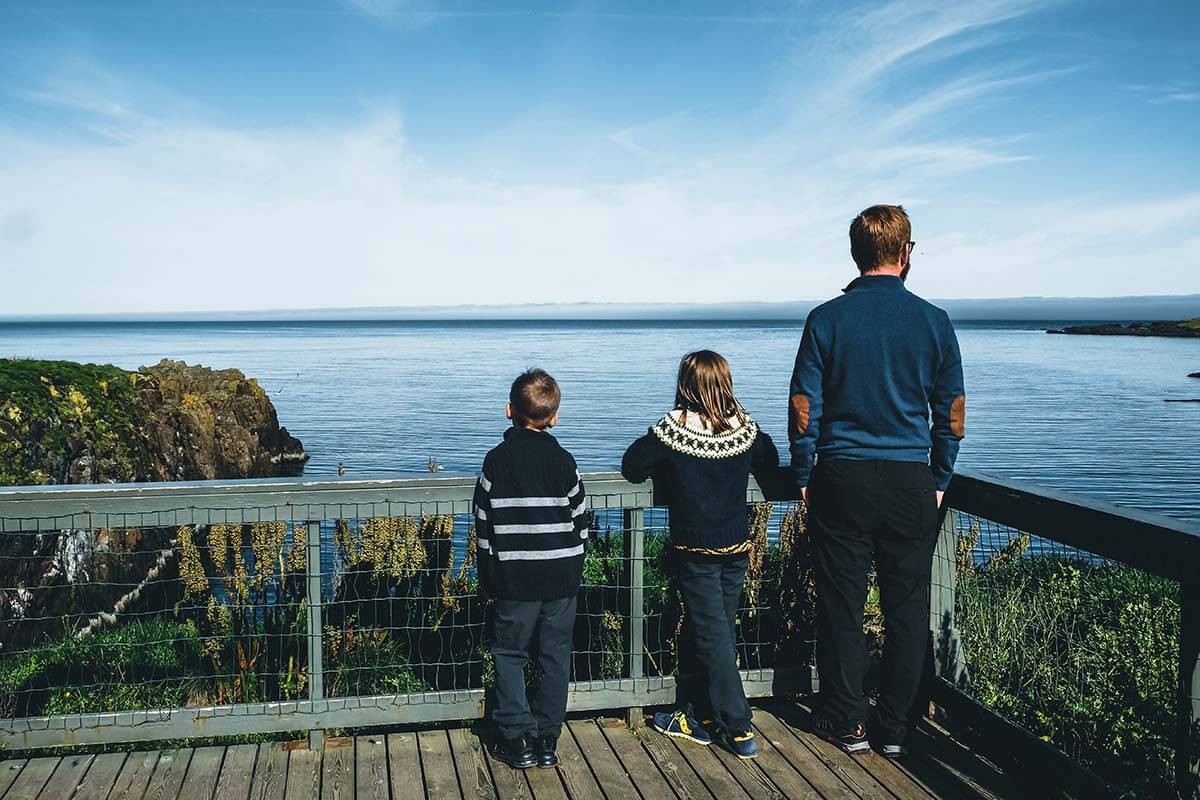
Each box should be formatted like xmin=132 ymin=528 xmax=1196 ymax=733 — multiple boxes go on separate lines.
xmin=1 ymin=0 xmax=1197 ymax=315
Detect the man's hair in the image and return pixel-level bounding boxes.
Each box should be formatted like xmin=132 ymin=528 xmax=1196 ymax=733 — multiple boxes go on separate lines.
xmin=849 ymin=204 xmax=911 ymax=272
xmin=510 ymin=368 xmax=561 ymax=429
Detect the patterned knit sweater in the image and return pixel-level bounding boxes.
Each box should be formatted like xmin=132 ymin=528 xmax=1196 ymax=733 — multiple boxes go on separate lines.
xmin=621 ymin=409 xmax=780 ymax=559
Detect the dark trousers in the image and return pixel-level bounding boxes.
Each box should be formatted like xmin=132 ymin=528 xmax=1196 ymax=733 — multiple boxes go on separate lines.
xmin=491 ymin=596 xmax=577 ymax=741
xmin=808 ymin=459 xmax=939 ymax=739
xmin=672 ymin=555 xmax=752 ymax=734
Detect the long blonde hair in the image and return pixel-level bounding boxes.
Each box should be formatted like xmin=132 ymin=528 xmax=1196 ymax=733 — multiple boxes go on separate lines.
xmin=674 ymin=350 xmax=747 ymax=434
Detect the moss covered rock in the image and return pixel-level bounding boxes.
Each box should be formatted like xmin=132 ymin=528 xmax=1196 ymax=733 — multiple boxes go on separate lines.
xmin=0 ymin=357 xmax=307 ymax=486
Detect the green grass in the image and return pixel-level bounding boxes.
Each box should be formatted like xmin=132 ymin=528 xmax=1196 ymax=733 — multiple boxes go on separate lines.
xmin=0 ymin=358 xmax=148 ymax=485
xmin=958 ymin=554 xmax=1179 ymax=797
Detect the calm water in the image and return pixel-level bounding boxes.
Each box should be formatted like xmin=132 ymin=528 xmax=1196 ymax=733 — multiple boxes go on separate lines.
xmin=2 ymin=320 xmax=1198 ymax=522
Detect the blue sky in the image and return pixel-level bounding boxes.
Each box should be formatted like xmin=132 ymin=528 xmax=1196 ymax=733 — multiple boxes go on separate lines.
xmin=0 ymin=0 xmax=1197 ymax=313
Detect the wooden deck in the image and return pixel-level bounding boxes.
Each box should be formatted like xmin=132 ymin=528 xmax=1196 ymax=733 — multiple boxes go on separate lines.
xmin=0 ymin=703 xmax=1021 ymax=800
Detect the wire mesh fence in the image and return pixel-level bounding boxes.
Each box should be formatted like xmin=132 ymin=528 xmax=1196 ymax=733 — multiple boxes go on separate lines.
xmin=0 ymin=485 xmax=815 ymax=747
xmin=940 ymin=510 xmax=1187 ymax=797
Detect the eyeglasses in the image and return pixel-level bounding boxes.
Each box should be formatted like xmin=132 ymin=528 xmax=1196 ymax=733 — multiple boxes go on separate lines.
xmin=908 ymin=240 xmax=916 ymax=252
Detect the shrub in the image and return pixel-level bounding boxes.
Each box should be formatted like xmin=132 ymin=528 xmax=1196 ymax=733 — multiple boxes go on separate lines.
xmin=958 ymin=553 xmax=1179 ymax=797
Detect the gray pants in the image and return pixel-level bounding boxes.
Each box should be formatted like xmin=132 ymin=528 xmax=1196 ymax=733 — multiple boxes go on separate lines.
xmin=491 ymin=596 xmax=577 ymax=741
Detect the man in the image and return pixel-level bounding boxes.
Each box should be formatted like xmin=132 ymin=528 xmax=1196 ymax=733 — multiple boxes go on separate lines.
xmin=789 ymin=204 xmax=965 ymax=758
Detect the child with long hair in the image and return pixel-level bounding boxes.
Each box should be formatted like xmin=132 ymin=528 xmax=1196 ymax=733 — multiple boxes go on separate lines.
xmin=621 ymin=350 xmax=780 ymax=759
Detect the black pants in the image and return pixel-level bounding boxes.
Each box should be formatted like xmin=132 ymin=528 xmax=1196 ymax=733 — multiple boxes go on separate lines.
xmin=491 ymin=596 xmax=577 ymax=741
xmin=808 ymin=459 xmax=939 ymax=739
xmin=672 ymin=555 xmax=752 ymax=734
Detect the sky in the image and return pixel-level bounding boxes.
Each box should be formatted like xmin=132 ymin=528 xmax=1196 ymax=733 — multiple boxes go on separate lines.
xmin=0 ymin=0 xmax=1198 ymax=314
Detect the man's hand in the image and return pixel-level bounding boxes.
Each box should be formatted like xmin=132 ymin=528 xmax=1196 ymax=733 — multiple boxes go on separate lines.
xmin=936 ymin=490 xmax=945 ymax=509
xmin=800 ymin=485 xmax=809 ymax=505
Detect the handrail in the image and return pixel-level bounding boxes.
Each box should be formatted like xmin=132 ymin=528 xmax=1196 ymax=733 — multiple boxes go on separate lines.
xmin=0 ymin=468 xmax=1196 ymax=796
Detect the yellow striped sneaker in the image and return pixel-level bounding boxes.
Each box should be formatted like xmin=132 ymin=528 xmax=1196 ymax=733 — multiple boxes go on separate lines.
xmin=651 ymin=710 xmax=713 ymax=746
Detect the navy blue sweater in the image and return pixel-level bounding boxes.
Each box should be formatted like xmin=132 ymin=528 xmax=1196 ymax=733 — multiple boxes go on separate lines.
xmin=473 ymin=427 xmax=588 ymax=601
xmin=788 ymin=275 xmax=966 ymax=490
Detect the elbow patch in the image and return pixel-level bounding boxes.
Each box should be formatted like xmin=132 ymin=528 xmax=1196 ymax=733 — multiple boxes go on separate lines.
xmin=950 ymin=395 xmax=966 ymax=438
xmin=789 ymin=394 xmax=811 ymax=437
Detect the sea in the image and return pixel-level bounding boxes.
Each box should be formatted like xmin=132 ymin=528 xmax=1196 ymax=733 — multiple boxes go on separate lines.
xmin=1 ymin=320 xmax=1197 ymax=523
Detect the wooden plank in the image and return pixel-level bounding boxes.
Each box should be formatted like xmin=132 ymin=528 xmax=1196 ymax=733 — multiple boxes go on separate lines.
xmin=0 ymin=759 xmax=28 ymax=797
xmin=108 ymin=750 xmax=160 ymax=800
xmin=706 ymin=734 xmax=786 ymax=799
xmin=852 ymin=752 xmax=934 ymax=800
xmin=71 ymin=752 xmax=127 ymax=800
xmin=741 ymin=721 xmax=822 ymax=800
xmin=765 ymin=704 xmax=892 ymax=800
xmin=213 ymin=744 xmax=257 ymax=800
xmin=248 ymin=744 xmax=289 ymax=800
xmin=597 ymin=721 xmax=680 ymax=799
xmin=668 ymin=736 xmax=750 ymax=800
xmin=567 ymin=720 xmax=639 ymax=798
xmin=37 ymin=753 xmax=93 ymax=799
xmin=907 ymin=722 xmax=1020 ymax=800
xmin=181 ymin=746 xmax=226 ymax=800
xmin=553 ymin=724 xmax=603 ymax=800
xmin=482 ymin=749 xmax=532 ymax=800
xmin=523 ymin=763 xmax=568 ymax=800
xmin=1 ymin=756 xmax=58 ymax=800
xmin=386 ymin=733 xmax=424 ymax=800
xmin=638 ymin=725 xmax=714 ymax=800
xmin=284 ymin=749 xmax=321 ymax=800
xmin=321 ymin=739 xmax=355 ymax=800
xmin=418 ymin=730 xmax=461 ymax=797
xmin=752 ymin=713 xmax=856 ymax=800
xmin=449 ymin=728 xmax=499 ymax=800
xmin=144 ymin=749 xmax=193 ymax=800
xmin=355 ymin=735 xmax=389 ymax=800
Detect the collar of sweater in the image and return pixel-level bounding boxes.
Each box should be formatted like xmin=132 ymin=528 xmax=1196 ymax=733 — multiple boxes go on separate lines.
xmin=651 ymin=409 xmax=758 ymax=459
xmin=843 ymin=274 xmax=907 ymax=293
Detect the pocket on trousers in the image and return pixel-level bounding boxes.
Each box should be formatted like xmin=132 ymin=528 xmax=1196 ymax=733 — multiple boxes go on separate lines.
xmin=891 ymin=488 xmax=939 ymax=540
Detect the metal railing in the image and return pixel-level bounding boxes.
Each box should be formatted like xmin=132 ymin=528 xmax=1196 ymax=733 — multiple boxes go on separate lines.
xmin=0 ymin=473 xmax=808 ymax=751
xmin=930 ymin=472 xmax=1200 ymax=799
xmin=0 ymin=469 xmax=1196 ymax=797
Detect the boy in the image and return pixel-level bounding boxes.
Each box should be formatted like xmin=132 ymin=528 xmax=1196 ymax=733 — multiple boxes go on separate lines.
xmin=474 ymin=368 xmax=588 ymax=769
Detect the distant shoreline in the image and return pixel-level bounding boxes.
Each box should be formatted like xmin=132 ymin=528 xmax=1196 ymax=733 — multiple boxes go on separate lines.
xmin=1047 ymin=319 xmax=1200 ymax=338
xmin=3 ymin=293 xmax=1199 ymax=324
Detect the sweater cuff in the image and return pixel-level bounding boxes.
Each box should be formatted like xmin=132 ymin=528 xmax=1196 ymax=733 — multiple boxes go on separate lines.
xmin=932 ymin=468 xmax=953 ymax=492
xmin=790 ymin=463 xmax=812 ymax=489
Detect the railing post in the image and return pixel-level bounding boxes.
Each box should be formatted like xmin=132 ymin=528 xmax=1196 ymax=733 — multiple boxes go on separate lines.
xmin=930 ymin=509 xmax=968 ymax=687
xmin=305 ymin=518 xmax=325 ymax=750
xmin=623 ymin=507 xmax=645 ymax=728
xmin=1180 ymin=581 xmax=1200 ymax=799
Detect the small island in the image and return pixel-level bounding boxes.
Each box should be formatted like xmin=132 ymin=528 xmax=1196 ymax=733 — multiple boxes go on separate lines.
xmin=1047 ymin=318 xmax=1200 ymax=338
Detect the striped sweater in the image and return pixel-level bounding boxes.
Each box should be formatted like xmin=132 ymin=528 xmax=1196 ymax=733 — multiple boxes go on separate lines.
xmin=473 ymin=426 xmax=589 ymax=601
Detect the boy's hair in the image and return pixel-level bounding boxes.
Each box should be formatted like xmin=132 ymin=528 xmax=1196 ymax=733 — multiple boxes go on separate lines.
xmin=674 ymin=350 xmax=746 ymax=435
xmin=510 ymin=368 xmax=561 ymax=429
xmin=849 ymin=204 xmax=911 ymax=273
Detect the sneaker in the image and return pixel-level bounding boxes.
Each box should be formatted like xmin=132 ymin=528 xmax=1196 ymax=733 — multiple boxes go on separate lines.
xmin=534 ymin=736 xmax=559 ymax=769
xmin=651 ymin=710 xmax=713 ymax=746
xmin=489 ymin=735 xmax=537 ymax=769
xmin=721 ymin=728 xmax=759 ymax=760
xmin=877 ymin=742 xmax=909 ymax=759
xmin=809 ymin=711 xmax=870 ymax=754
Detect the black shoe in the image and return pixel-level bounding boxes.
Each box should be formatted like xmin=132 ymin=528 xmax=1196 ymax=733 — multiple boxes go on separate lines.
xmin=868 ymin=712 xmax=910 ymax=759
xmin=809 ymin=710 xmax=871 ymax=754
xmin=534 ymin=735 xmax=558 ymax=768
xmin=489 ymin=735 xmax=537 ymax=769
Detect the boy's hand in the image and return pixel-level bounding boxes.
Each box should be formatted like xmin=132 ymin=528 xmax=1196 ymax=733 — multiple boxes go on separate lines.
xmin=936 ymin=490 xmax=945 ymax=508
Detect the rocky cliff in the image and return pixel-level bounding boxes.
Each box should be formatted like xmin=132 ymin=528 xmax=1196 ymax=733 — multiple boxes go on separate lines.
xmin=0 ymin=358 xmax=308 ymax=649
xmin=0 ymin=358 xmax=307 ymax=486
